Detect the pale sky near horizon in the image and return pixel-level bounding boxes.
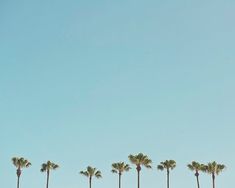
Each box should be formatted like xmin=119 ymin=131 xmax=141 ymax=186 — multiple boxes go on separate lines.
xmin=0 ymin=0 xmax=235 ymax=188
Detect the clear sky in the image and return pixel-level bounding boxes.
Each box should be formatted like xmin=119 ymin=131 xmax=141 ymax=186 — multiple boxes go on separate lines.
xmin=0 ymin=0 xmax=234 ymax=188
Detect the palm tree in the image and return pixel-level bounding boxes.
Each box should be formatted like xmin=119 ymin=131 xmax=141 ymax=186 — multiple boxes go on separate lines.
xmin=187 ymin=161 xmax=205 ymax=188
xmin=203 ymin=161 xmax=226 ymax=188
xmin=12 ymin=157 xmax=32 ymax=188
xmin=128 ymin=153 xmax=152 ymax=188
xmin=157 ymin=160 xmax=176 ymax=188
xmin=80 ymin=166 xmax=102 ymax=188
xmin=40 ymin=161 xmax=59 ymax=188
xmin=111 ymin=162 xmax=131 ymax=188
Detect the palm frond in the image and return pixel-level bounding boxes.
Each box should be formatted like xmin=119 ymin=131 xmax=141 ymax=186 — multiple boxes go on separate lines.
xmin=111 ymin=169 xmax=118 ymax=173
xmin=80 ymin=171 xmax=89 ymax=177
xmin=95 ymin=170 xmax=102 ymax=179
xmin=157 ymin=165 xmax=164 ymax=171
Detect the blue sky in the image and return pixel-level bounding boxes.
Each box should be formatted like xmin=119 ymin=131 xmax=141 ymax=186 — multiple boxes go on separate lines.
xmin=0 ymin=0 xmax=234 ymax=188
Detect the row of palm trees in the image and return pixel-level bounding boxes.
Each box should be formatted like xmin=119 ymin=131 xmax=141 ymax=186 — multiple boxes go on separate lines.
xmin=11 ymin=153 xmax=226 ymax=188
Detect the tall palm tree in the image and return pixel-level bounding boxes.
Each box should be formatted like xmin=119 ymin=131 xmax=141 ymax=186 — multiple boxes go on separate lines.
xmin=80 ymin=166 xmax=102 ymax=188
xmin=157 ymin=160 xmax=176 ymax=188
xmin=12 ymin=157 xmax=32 ymax=188
xmin=203 ymin=161 xmax=226 ymax=188
xmin=187 ymin=161 xmax=205 ymax=188
xmin=128 ymin=153 xmax=152 ymax=188
xmin=40 ymin=161 xmax=59 ymax=188
xmin=111 ymin=162 xmax=131 ymax=188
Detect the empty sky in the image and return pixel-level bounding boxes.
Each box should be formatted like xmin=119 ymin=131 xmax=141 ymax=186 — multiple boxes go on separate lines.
xmin=0 ymin=0 xmax=235 ymax=188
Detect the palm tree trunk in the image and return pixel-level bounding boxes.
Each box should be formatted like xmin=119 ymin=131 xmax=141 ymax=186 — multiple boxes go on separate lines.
xmin=119 ymin=173 xmax=121 ymax=188
xmin=196 ymin=175 xmax=200 ymax=188
xmin=46 ymin=170 xmax=50 ymax=188
xmin=17 ymin=176 xmax=20 ymax=188
xmin=16 ymin=168 xmax=21 ymax=188
xmin=212 ymin=174 xmax=215 ymax=188
xmin=167 ymin=170 xmax=170 ymax=188
xmin=89 ymin=177 xmax=92 ymax=188
xmin=137 ymin=170 xmax=140 ymax=188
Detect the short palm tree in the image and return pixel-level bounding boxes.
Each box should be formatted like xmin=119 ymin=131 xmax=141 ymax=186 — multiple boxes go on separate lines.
xmin=128 ymin=153 xmax=152 ymax=188
xmin=12 ymin=157 xmax=31 ymax=188
xmin=203 ymin=161 xmax=226 ymax=188
xmin=40 ymin=161 xmax=59 ymax=188
xmin=111 ymin=162 xmax=131 ymax=188
xmin=80 ymin=166 xmax=102 ymax=188
xmin=157 ymin=160 xmax=176 ymax=188
xmin=187 ymin=161 xmax=205 ymax=188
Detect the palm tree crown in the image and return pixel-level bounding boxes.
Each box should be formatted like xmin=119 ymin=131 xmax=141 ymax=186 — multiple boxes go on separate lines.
xmin=12 ymin=157 xmax=32 ymax=169
xmin=188 ymin=161 xmax=205 ymax=175
xmin=40 ymin=161 xmax=59 ymax=172
xmin=128 ymin=153 xmax=152 ymax=170
xmin=188 ymin=161 xmax=203 ymax=172
xmin=111 ymin=162 xmax=131 ymax=175
xmin=157 ymin=160 xmax=176 ymax=171
xmin=203 ymin=161 xmax=226 ymax=175
xmin=80 ymin=166 xmax=102 ymax=179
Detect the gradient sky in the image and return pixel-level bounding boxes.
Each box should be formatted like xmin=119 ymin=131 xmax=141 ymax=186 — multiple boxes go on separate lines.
xmin=0 ymin=0 xmax=235 ymax=188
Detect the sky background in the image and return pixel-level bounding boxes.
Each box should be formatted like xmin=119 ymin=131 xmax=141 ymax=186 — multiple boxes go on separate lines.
xmin=0 ymin=0 xmax=235 ymax=188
